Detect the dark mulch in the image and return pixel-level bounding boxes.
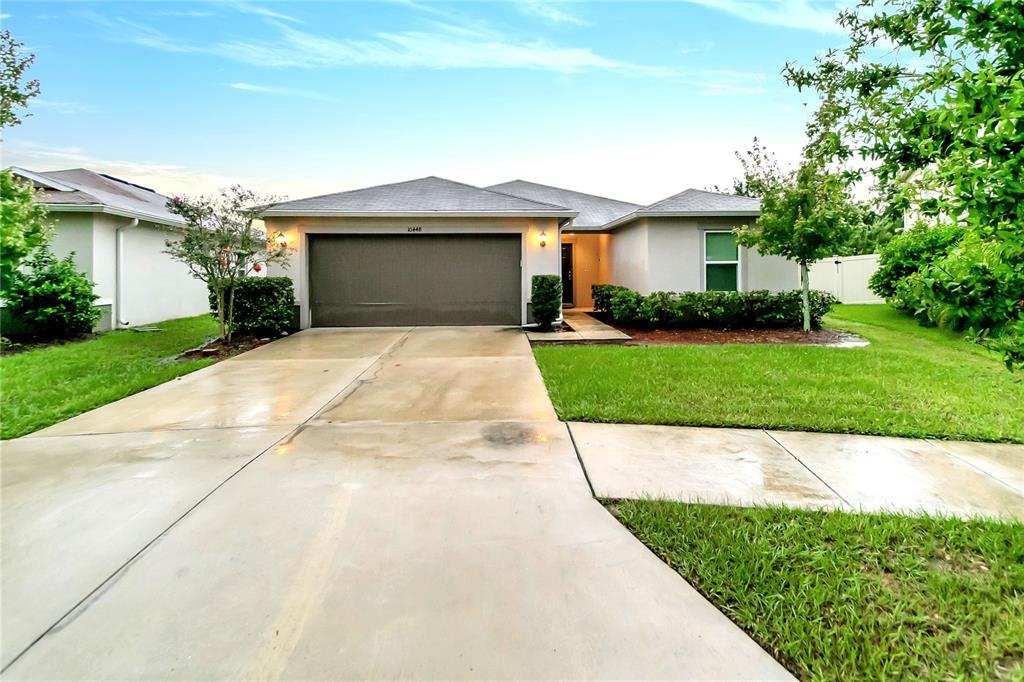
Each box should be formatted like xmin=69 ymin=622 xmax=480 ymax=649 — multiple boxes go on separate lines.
xmin=621 ymin=327 xmax=844 ymax=345
xmin=1 ymin=334 xmax=100 ymax=356
xmin=177 ymin=333 xmax=279 ymax=360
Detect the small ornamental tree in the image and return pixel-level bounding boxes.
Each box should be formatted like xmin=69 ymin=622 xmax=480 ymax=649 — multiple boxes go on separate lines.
xmin=733 ymin=138 xmax=856 ymax=331
xmin=164 ymin=186 xmax=291 ymax=342
xmin=1 ymin=169 xmax=52 ymax=289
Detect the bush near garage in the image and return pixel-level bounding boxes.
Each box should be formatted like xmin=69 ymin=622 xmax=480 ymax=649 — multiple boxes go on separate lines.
xmin=592 ymin=284 xmax=837 ymax=330
xmin=208 ymin=276 xmax=296 ymax=336
xmin=3 ymin=246 xmax=100 ymax=339
xmin=531 ymin=275 xmax=562 ymax=330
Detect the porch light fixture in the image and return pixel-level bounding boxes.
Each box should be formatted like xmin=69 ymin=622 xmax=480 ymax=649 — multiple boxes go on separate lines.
xmin=274 ymin=232 xmax=289 ymax=248
xmin=539 ymin=231 xmax=548 ymax=248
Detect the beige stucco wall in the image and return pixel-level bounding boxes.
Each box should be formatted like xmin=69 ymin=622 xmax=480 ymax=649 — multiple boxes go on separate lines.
xmin=605 ymin=216 xmax=799 ymax=294
xmin=265 ymin=215 xmax=560 ymax=328
xmin=560 ymin=232 xmax=610 ymax=307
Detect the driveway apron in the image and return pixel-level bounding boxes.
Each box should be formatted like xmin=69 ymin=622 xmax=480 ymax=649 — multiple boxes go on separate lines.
xmin=1 ymin=327 xmax=789 ymax=680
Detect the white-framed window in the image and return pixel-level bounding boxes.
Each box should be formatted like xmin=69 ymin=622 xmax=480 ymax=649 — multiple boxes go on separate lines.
xmin=703 ymin=231 xmax=740 ymax=291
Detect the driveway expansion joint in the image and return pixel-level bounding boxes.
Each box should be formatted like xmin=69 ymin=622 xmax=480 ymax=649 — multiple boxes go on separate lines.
xmin=763 ymin=429 xmax=853 ymax=509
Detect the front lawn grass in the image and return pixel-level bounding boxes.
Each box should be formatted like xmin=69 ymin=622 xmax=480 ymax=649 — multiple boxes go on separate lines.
xmin=534 ymin=304 xmax=1024 ymax=443
xmin=613 ymin=501 xmax=1024 ymax=681
xmin=0 ymin=315 xmax=218 ymax=439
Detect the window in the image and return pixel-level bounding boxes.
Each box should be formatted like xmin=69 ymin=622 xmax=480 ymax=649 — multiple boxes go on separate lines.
xmin=704 ymin=231 xmax=739 ymax=291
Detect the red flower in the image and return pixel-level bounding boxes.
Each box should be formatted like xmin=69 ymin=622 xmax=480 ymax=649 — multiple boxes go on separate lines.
xmin=253 ymin=263 xmax=262 ymax=273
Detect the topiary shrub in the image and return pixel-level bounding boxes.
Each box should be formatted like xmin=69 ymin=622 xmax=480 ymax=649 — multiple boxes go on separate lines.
xmin=209 ymin=276 xmax=296 ymax=336
xmin=531 ymin=275 xmax=562 ymax=330
xmin=869 ymin=221 xmax=963 ymax=301
xmin=3 ymin=246 xmax=100 ymax=338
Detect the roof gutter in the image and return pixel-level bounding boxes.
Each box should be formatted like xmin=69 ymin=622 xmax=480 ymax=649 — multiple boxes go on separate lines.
xmin=45 ymin=203 xmax=185 ymax=230
xmin=597 ymin=209 xmax=760 ymax=232
xmin=260 ymin=210 xmax=578 ymax=219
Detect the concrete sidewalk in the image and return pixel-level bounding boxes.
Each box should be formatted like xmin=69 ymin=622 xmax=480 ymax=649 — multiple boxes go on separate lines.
xmin=569 ymin=422 xmax=1024 ymax=521
xmin=526 ymin=309 xmax=629 ymax=343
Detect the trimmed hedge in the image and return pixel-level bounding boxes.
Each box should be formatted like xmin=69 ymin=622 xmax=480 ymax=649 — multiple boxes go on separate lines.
xmin=531 ymin=274 xmax=562 ymax=330
xmin=591 ymin=284 xmax=837 ymax=330
xmin=209 ymin=277 xmax=296 ymax=336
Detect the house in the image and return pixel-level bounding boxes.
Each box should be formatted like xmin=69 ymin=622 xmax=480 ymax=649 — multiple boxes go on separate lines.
xmin=7 ymin=167 xmax=209 ymax=330
xmin=264 ymin=176 xmax=800 ymax=328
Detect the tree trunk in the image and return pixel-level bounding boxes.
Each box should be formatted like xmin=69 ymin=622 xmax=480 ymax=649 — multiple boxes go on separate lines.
xmin=800 ymin=261 xmax=811 ymax=333
xmin=215 ymin=288 xmax=227 ymax=342
xmin=226 ymin=285 xmax=236 ymax=344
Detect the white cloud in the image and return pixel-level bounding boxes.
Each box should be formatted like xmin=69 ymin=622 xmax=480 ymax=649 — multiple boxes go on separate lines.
xmin=693 ymin=69 xmax=768 ymax=96
xmin=3 ymin=142 xmax=252 ymax=197
xmin=111 ymin=17 xmax=670 ymax=76
xmin=680 ymin=39 xmax=715 ymax=55
xmin=516 ymin=1 xmax=588 ymax=26
xmin=678 ymin=0 xmax=845 ymax=33
xmin=32 ymin=99 xmax=98 ymax=114
xmin=0 ymin=13 xmax=11 ymax=20
xmin=229 ymin=82 xmax=337 ymax=102
xmin=231 ymin=2 xmax=302 ymax=24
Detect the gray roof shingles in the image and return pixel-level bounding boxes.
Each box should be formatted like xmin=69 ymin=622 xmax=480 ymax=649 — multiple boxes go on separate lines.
xmin=643 ymin=188 xmax=760 ymax=214
xmin=486 ymin=180 xmax=641 ymax=229
xmin=29 ymin=168 xmax=184 ymax=226
xmin=264 ymin=176 xmax=574 ymax=216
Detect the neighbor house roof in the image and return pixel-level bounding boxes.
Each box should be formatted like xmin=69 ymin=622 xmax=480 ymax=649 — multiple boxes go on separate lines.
xmin=263 ymin=176 xmax=576 ymax=219
xmin=486 ymin=180 xmax=641 ymax=230
xmin=599 ymin=188 xmax=760 ymax=230
xmin=8 ymin=167 xmax=185 ymax=227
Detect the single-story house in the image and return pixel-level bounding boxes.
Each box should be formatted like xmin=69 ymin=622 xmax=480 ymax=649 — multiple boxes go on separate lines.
xmin=264 ymin=176 xmax=799 ymax=328
xmin=6 ymin=167 xmax=210 ymax=330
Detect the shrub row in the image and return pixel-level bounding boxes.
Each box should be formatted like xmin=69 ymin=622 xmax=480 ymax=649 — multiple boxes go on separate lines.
xmin=208 ymin=276 xmax=297 ymax=336
xmin=592 ymin=284 xmax=837 ymax=330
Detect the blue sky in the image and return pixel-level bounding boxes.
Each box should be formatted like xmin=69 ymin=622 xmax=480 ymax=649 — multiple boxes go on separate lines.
xmin=2 ymin=0 xmax=849 ymax=203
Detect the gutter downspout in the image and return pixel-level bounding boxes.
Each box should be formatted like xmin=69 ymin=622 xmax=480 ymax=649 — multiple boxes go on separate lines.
xmin=115 ymin=218 xmax=138 ymax=328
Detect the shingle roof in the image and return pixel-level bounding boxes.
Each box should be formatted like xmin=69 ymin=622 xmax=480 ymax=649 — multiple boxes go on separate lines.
xmin=264 ymin=176 xmax=575 ymax=217
xmin=486 ymin=180 xmax=641 ymax=230
xmin=12 ymin=167 xmax=184 ymax=227
xmin=644 ymin=188 xmax=760 ymax=214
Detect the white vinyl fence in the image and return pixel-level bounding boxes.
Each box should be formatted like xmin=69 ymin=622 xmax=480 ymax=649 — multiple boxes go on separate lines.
xmin=808 ymin=254 xmax=883 ymax=304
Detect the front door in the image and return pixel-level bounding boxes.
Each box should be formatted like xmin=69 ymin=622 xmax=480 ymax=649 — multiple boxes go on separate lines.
xmin=561 ymin=243 xmax=574 ymax=305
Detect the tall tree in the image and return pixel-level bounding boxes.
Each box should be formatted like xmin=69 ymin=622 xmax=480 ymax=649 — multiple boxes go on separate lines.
xmin=0 ymin=170 xmax=52 ymax=289
xmin=164 ymin=186 xmax=291 ymax=342
xmin=0 ymin=30 xmax=40 ymax=129
xmin=785 ymin=0 xmax=1024 ymax=366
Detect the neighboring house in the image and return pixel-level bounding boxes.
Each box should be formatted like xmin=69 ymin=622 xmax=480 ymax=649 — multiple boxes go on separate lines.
xmin=264 ymin=176 xmax=799 ymax=328
xmin=7 ymin=167 xmax=209 ymax=330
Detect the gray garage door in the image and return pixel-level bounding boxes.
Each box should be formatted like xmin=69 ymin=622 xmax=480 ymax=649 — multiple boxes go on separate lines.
xmin=309 ymin=234 xmax=522 ymax=326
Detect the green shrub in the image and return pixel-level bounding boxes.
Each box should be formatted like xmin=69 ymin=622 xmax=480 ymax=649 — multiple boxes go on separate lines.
xmin=895 ymin=235 xmax=1024 ymax=332
xmin=592 ymin=284 xmax=629 ymax=313
xmin=602 ymin=287 xmax=837 ymax=330
xmin=3 ymin=246 xmax=100 ymax=338
xmin=209 ymin=277 xmax=296 ymax=336
xmin=869 ymin=222 xmax=963 ymax=300
xmin=531 ymin=275 xmax=562 ymax=330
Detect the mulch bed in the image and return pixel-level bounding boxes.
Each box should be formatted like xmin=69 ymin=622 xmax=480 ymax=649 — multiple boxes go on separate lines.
xmin=177 ymin=334 xmax=278 ymax=360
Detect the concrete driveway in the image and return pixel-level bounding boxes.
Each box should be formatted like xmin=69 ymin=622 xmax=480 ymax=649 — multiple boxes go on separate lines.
xmin=1 ymin=327 xmax=789 ymax=680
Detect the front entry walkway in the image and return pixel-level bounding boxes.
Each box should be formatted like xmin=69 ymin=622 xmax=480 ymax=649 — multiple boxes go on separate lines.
xmin=570 ymin=422 xmax=1024 ymax=521
xmin=1 ymin=327 xmax=789 ymax=679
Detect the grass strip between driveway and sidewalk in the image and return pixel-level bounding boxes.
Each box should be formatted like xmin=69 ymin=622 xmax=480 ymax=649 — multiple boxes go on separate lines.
xmin=612 ymin=500 xmax=1024 ymax=681
xmin=534 ymin=304 xmax=1024 ymax=443
xmin=1 ymin=315 xmax=219 ymax=439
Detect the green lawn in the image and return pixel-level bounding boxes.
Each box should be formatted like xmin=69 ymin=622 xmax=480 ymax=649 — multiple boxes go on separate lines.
xmin=534 ymin=304 xmax=1024 ymax=443
xmin=613 ymin=501 xmax=1024 ymax=681
xmin=0 ymin=315 xmax=219 ymax=439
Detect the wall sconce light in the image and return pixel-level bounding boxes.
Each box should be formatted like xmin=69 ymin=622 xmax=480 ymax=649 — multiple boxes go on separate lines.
xmin=274 ymin=232 xmax=289 ymax=248
xmin=539 ymin=231 xmax=548 ymax=248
